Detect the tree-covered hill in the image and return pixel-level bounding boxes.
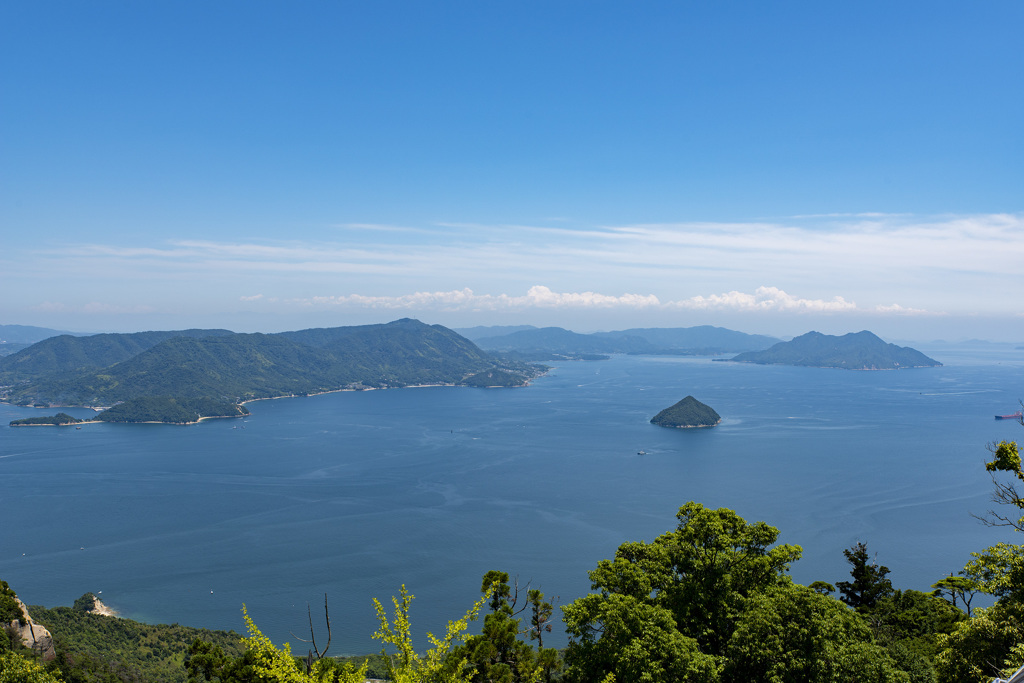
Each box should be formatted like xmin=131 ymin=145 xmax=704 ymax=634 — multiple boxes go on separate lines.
xmin=0 ymin=329 xmax=234 ymax=380
xmin=728 ymin=330 xmax=941 ymax=369
xmin=27 ymin=601 xmax=245 ymax=683
xmin=1 ymin=319 xmax=541 ymax=422
xmin=95 ymin=397 xmax=249 ymax=424
xmin=9 ymin=412 xmax=83 ymax=426
xmin=650 ymin=395 xmax=722 ymax=428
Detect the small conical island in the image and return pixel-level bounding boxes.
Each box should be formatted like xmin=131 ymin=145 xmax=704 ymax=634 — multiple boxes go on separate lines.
xmin=651 ymin=396 xmax=721 ymax=429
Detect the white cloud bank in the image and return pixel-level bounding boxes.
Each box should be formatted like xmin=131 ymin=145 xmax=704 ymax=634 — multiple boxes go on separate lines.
xmin=285 ymin=285 xmax=929 ymax=316
xmin=669 ymin=287 xmax=856 ymax=312
xmin=300 ymin=286 xmax=660 ymax=310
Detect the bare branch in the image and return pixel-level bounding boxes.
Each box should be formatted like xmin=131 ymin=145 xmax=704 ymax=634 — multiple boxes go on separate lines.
xmin=510 ymin=575 xmax=530 ymax=615
xmin=290 ymin=594 xmax=331 ymax=671
xmin=319 ymin=593 xmax=331 ymax=658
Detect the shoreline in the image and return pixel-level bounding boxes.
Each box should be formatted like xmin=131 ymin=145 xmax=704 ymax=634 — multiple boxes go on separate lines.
xmin=4 ymin=374 xmax=544 ymax=426
xmin=9 ymin=420 xmax=103 ymax=428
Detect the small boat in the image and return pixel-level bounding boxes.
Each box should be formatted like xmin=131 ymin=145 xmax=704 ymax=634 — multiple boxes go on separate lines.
xmin=637 ymin=450 xmax=646 ymax=456
xmin=995 ymin=412 xmax=1023 ymax=420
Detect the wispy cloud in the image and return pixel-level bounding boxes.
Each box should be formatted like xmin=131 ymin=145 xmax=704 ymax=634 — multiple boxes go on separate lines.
xmin=295 ymin=286 xmax=661 ymax=311
xmin=9 ymin=213 xmax=1023 ymax=321
xmin=336 ymin=223 xmax=435 ymax=234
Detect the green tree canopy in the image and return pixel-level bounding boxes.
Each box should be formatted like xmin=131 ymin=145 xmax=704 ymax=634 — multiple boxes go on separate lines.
xmin=836 ymin=542 xmax=893 ymax=612
xmin=723 ymin=582 xmax=910 ymax=683
xmin=562 ymin=502 xmax=803 ymax=681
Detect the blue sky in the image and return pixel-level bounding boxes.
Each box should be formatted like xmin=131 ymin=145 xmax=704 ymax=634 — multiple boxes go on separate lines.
xmin=2 ymin=1 xmax=1022 ymax=340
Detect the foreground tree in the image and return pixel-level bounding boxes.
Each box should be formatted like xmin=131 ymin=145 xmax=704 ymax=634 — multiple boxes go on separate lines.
xmin=563 ymin=502 xmax=803 ymax=681
xmin=526 ymin=589 xmax=559 ymax=683
xmin=453 ymin=571 xmax=540 ymax=683
xmin=836 ymin=542 xmax=893 ymax=612
xmin=240 ymin=605 xmax=365 ymax=683
xmin=562 ymin=503 xmax=925 ymax=682
xmin=373 ymin=584 xmax=489 ymax=683
xmin=935 ymin=600 xmax=1024 ymax=683
xmin=934 ymin=431 xmax=1024 ymax=682
xmin=931 ymin=575 xmax=979 ymax=617
xmin=978 ymin=439 xmax=1024 ymax=531
xmin=0 ymin=651 xmax=63 ymax=683
xmin=723 ymin=582 xmax=911 ymax=683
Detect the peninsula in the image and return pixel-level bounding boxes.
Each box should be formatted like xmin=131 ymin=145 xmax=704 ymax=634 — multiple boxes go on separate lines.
xmin=651 ymin=396 xmax=721 ymax=428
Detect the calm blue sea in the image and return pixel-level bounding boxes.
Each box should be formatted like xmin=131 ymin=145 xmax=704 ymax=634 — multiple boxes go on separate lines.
xmin=2 ymin=344 xmax=1023 ymax=653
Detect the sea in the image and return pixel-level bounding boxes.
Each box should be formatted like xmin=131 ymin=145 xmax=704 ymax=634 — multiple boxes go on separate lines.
xmin=1 ymin=343 xmax=1022 ymax=654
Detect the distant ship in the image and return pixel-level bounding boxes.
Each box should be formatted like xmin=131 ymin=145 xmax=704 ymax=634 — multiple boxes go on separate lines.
xmin=995 ymin=412 xmax=1023 ymax=420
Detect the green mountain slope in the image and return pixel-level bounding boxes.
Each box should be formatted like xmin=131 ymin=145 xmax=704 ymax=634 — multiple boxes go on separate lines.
xmin=2 ymin=320 xmax=540 ymax=422
xmin=0 ymin=329 xmax=233 ymax=380
xmin=728 ymin=331 xmax=941 ymax=369
xmin=29 ymin=603 xmax=244 ymax=683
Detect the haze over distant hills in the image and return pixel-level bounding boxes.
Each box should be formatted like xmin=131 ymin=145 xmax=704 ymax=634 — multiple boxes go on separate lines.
xmin=469 ymin=325 xmax=780 ymax=360
xmin=727 ymin=331 xmax=941 ymax=369
xmin=0 ymin=324 xmax=83 ymax=344
xmin=0 ymin=324 xmax=88 ymax=357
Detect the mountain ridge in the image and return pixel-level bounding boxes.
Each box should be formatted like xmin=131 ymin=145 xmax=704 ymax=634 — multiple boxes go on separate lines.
xmin=1 ymin=319 xmax=540 ymax=423
xmin=727 ymin=330 xmax=941 ymax=369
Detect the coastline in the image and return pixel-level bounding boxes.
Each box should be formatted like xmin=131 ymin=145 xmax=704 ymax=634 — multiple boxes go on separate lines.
xmin=9 ymin=420 xmax=103 ymax=428
xmin=5 ymin=372 xmax=544 ymax=427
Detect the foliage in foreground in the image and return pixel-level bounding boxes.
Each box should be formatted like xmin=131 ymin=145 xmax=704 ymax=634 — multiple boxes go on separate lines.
xmin=0 ymin=651 xmax=63 ymax=683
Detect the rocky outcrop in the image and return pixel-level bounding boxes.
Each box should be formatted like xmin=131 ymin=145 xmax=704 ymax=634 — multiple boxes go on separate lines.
xmin=5 ymin=597 xmax=55 ymax=661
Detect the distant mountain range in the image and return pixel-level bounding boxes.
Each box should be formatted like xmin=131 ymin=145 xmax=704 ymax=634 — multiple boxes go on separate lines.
xmin=466 ymin=325 xmax=780 ymax=359
xmin=0 ymin=324 xmax=84 ymax=344
xmin=0 ymin=324 xmax=88 ymax=357
xmin=727 ymin=331 xmax=941 ymax=369
xmin=0 ymin=319 xmax=541 ymax=423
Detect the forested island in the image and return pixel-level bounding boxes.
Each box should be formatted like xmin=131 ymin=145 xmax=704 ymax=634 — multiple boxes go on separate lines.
xmin=651 ymin=395 xmax=722 ymax=428
xmin=726 ymin=330 xmax=941 ymax=369
xmin=0 ymin=320 xmax=542 ymax=424
xmin=8 ymin=412 xmax=84 ymax=427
